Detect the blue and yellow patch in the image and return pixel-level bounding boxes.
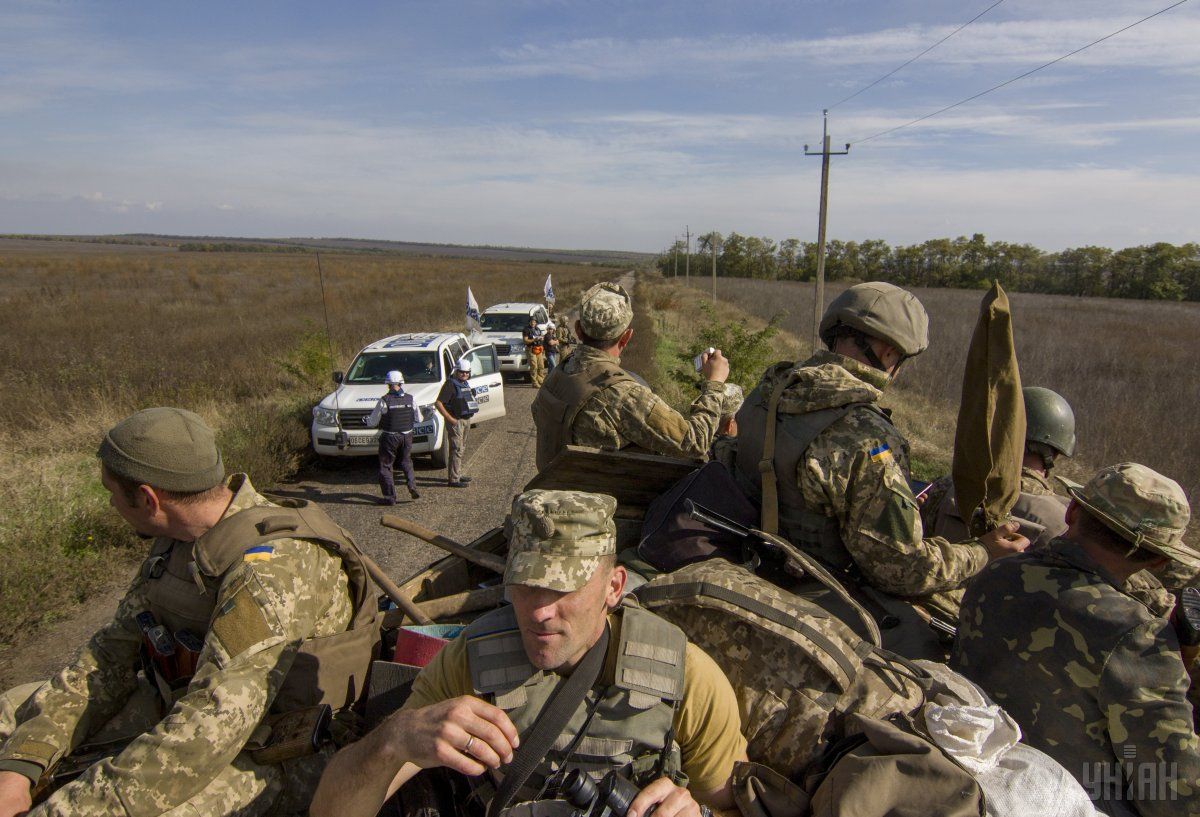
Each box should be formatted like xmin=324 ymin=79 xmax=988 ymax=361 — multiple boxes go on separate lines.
xmin=869 ymin=443 xmax=893 ymax=464
xmin=243 ymin=545 xmax=275 ymax=563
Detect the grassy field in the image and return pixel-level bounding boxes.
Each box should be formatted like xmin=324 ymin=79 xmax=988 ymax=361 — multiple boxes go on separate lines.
xmin=667 ymin=274 xmax=1199 ymax=544
xmin=0 ymin=246 xmax=600 ymax=647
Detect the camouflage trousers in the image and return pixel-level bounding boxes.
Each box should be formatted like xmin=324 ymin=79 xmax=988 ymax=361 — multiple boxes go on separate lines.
xmin=0 ymin=678 xmax=322 ymax=816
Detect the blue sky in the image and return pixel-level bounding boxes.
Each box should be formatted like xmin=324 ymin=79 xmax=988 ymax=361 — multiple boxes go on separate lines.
xmin=2 ymin=0 xmax=1197 ymax=251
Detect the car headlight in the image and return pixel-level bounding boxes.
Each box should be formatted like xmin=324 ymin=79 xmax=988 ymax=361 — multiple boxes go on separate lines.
xmin=313 ymin=406 xmax=338 ymax=426
xmin=513 ymin=343 xmax=526 ymax=353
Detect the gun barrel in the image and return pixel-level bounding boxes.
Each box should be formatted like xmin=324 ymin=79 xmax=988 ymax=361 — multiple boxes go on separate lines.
xmin=683 ymin=499 xmax=751 ymax=539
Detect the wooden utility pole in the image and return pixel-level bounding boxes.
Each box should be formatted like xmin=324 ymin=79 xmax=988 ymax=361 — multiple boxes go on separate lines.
xmin=804 ymin=111 xmax=850 ymax=352
xmin=684 ymin=226 xmax=691 ymax=283
xmin=672 ymin=237 xmax=678 ymax=278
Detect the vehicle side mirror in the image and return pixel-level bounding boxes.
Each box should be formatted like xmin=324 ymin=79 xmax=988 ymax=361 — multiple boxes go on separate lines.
xmin=332 ymin=371 xmax=344 ymax=384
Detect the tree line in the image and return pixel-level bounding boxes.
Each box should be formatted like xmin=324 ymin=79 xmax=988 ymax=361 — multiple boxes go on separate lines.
xmin=656 ymin=232 xmax=1200 ymax=301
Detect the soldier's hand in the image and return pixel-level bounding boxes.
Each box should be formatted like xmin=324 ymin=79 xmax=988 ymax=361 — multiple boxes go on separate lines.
xmin=979 ymin=521 xmax=1029 ymax=560
xmin=627 ymin=776 xmax=701 ymax=817
xmin=700 ymin=350 xmax=730 ymax=384
xmin=0 ymin=770 xmax=33 ymax=817
xmin=381 ymin=696 xmax=518 ymax=777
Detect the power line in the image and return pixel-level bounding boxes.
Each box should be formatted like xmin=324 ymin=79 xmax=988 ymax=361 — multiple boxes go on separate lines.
xmin=828 ymin=0 xmax=1009 ymax=111
xmin=850 ymin=0 xmax=1195 ymax=145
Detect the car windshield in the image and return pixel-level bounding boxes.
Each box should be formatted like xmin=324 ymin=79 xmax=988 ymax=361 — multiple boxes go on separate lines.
xmin=480 ymin=312 xmax=532 ymax=332
xmin=345 ymin=352 xmax=439 ymax=384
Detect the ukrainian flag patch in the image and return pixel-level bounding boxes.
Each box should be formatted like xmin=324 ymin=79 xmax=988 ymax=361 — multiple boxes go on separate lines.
xmin=869 ymin=443 xmax=893 ymax=464
xmin=243 ymin=545 xmax=275 ymax=562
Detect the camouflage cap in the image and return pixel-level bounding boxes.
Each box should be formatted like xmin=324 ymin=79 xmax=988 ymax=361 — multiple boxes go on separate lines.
xmin=504 ymin=489 xmax=618 ymax=591
xmin=1060 ymin=462 xmax=1196 ymax=567
xmin=719 ymin=383 xmax=744 ymax=417
xmin=97 ymin=407 xmax=225 ymax=492
xmin=578 ymin=282 xmax=633 ymax=342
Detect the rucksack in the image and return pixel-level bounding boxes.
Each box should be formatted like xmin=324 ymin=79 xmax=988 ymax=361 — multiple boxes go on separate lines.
xmin=634 ymin=558 xmax=928 ymax=777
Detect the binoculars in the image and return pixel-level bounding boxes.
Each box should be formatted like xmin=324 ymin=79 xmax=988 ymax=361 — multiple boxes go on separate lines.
xmin=562 ymin=769 xmax=648 ymax=817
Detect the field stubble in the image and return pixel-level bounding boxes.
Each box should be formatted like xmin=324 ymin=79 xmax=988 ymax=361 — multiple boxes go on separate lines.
xmin=0 ymin=250 xmax=598 ymax=647
xmin=675 ymin=275 xmax=1199 ymax=543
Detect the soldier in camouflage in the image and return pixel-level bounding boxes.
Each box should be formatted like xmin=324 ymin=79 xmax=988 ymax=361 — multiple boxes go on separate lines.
xmin=312 ymin=489 xmax=747 ymax=817
xmin=0 ymin=407 xmax=377 ymax=817
xmin=921 ymin=386 xmax=1077 ymax=547
xmin=952 ymin=462 xmax=1200 ymax=817
xmin=730 ymin=283 xmax=1028 ymax=637
xmin=531 ymin=281 xmax=730 ymax=470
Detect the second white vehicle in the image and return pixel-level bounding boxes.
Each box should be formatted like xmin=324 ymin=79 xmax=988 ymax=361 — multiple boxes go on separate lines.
xmin=479 ymin=302 xmax=550 ymax=375
xmin=311 ymin=332 xmax=504 ymax=466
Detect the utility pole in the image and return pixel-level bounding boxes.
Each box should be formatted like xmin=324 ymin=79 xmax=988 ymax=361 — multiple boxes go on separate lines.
xmin=711 ymin=233 xmax=718 ymax=304
xmin=672 ymin=237 xmax=678 ymax=278
xmin=684 ymin=226 xmax=691 ymax=283
xmin=804 ymin=111 xmax=850 ymax=352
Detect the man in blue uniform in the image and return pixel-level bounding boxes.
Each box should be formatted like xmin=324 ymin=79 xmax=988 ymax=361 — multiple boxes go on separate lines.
xmin=365 ymin=370 xmax=420 ymax=504
xmin=435 ymin=359 xmax=478 ymax=488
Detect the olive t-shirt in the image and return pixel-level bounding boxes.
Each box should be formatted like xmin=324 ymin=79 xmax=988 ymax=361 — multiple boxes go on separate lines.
xmin=403 ymin=621 xmax=746 ymax=796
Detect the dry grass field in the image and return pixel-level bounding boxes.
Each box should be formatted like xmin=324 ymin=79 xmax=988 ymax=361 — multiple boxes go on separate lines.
xmin=670 ymin=275 xmax=1199 ymax=544
xmin=0 ymin=244 xmax=600 ymax=647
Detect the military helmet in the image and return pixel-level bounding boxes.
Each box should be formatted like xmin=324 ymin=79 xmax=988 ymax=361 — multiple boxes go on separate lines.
xmin=1023 ymin=386 xmax=1075 ymax=457
xmin=819 ymin=282 xmax=929 ymax=358
xmin=385 ymin=370 xmax=404 ymax=385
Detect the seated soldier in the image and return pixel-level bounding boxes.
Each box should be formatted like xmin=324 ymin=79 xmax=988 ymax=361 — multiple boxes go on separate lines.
xmin=0 ymin=408 xmax=378 ymax=817
xmin=311 ymin=489 xmax=747 ymax=817
xmin=952 ymin=463 xmax=1200 ymax=817
xmin=921 ymin=386 xmax=1076 ymax=547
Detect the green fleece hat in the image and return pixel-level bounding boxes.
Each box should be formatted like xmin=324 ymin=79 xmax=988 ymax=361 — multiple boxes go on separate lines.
xmin=98 ymin=407 xmax=225 ymax=492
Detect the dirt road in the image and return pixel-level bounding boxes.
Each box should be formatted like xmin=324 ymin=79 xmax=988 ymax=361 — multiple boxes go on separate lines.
xmin=1 ymin=381 xmax=542 ymax=688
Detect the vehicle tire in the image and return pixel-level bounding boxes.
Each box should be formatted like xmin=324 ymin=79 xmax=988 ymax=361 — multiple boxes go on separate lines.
xmin=430 ymin=431 xmax=449 ymax=469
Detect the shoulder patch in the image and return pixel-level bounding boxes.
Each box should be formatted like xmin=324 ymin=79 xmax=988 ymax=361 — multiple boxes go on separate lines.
xmin=868 ymin=443 xmax=892 ymax=464
xmin=243 ymin=545 xmax=274 ymax=562
xmin=211 ymin=577 xmax=275 ymax=658
xmin=646 ymin=400 xmax=690 ymax=443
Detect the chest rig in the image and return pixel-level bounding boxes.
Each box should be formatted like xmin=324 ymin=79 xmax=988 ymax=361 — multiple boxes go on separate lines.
xmin=531 ymin=354 xmax=635 ymax=471
xmin=735 ymin=373 xmax=900 ymax=575
xmin=140 ymin=495 xmax=380 ymax=714
xmin=463 ymin=601 xmax=686 ymax=802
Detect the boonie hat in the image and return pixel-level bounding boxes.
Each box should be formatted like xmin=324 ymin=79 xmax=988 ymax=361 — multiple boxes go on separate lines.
xmin=1060 ymin=462 xmax=1196 ymax=567
xmin=719 ymin=383 xmax=744 ymax=417
xmin=98 ymin=407 xmax=225 ymax=493
xmin=578 ymin=282 xmax=633 ymax=342
xmin=504 ymin=489 xmax=618 ymax=591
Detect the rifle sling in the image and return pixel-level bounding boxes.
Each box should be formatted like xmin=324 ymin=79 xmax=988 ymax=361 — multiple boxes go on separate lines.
xmin=487 ymin=624 xmax=611 ymax=817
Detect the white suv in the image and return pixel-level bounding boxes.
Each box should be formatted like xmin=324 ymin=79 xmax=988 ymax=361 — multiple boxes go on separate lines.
xmin=311 ymin=332 xmax=505 ymax=465
xmin=479 ymin=302 xmax=550 ymax=375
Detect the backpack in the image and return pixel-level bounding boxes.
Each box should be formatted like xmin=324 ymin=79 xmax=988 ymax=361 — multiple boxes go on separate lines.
xmin=634 ymin=558 xmax=928 ymax=777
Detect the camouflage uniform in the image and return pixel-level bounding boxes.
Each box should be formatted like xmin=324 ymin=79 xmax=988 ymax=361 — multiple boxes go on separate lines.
xmin=736 ymin=351 xmax=988 ymax=607
xmin=0 ymin=475 xmax=356 ymax=816
xmin=952 ymin=464 xmax=1200 ymax=817
xmin=532 ymin=283 xmax=725 ymax=467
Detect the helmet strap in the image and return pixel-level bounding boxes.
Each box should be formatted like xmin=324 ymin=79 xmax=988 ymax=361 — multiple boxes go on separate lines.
xmin=853 ymin=333 xmax=889 ymax=373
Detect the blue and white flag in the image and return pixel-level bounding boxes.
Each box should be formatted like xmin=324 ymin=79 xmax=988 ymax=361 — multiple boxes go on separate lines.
xmin=466 ymin=286 xmax=482 ymax=333
xmin=543 ymin=273 xmax=555 ymax=306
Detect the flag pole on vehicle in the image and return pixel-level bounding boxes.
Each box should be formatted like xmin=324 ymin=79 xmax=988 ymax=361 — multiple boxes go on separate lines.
xmin=466 ymin=286 xmax=483 ymax=343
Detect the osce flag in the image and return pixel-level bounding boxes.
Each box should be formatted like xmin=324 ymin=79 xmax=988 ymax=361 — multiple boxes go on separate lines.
xmin=543 ymin=274 xmax=555 ymax=306
xmin=466 ymin=287 xmax=482 ymax=333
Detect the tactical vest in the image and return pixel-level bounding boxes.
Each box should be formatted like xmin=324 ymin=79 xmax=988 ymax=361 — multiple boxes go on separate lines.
xmin=929 ymin=485 xmax=1068 ymax=547
xmin=531 ymin=354 xmax=636 ymax=471
xmin=733 ymin=377 xmax=893 ymax=574
xmin=447 ymin=378 xmax=479 ymax=420
xmin=141 ymin=497 xmax=380 ymax=714
xmin=381 ymin=391 xmax=416 ymax=433
xmin=464 ymin=601 xmax=685 ymax=799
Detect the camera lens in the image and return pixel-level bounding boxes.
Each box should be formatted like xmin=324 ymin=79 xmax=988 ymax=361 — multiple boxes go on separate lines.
xmin=562 ymin=769 xmax=599 ymax=809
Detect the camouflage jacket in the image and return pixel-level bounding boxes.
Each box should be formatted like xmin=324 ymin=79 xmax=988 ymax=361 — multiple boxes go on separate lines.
xmin=758 ymin=351 xmax=988 ymax=599
xmin=952 ymin=538 xmax=1200 ymax=817
xmin=0 ymin=475 xmax=355 ymax=816
xmin=565 ymin=344 xmax=725 ymax=461
xmin=1020 ymin=466 xmax=1056 ymax=496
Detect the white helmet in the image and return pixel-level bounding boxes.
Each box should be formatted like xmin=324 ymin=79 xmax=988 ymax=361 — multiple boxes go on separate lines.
xmin=385 ymin=370 xmax=404 ymax=385
xmin=454 ymin=358 xmax=472 ymax=373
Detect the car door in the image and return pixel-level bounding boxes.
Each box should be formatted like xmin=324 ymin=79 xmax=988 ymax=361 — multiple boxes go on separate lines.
xmin=463 ymin=343 xmax=506 ymax=423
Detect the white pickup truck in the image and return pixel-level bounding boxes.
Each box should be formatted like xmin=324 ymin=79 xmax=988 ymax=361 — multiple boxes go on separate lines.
xmin=311 ymin=332 xmax=505 ymax=466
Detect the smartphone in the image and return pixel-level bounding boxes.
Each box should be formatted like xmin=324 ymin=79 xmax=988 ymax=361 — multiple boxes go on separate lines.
xmin=693 ymin=347 xmax=716 ymax=372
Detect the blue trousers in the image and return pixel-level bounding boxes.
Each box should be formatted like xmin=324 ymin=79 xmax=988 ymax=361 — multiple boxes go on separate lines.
xmin=378 ymin=431 xmax=416 ymax=498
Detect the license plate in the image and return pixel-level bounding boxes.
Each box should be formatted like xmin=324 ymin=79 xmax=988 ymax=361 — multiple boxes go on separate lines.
xmin=349 ymin=435 xmax=377 ymax=446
